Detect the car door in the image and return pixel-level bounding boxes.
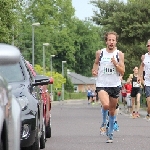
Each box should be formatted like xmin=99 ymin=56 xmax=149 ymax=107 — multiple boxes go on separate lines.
xmin=23 ymin=59 xmax=43 ymax=134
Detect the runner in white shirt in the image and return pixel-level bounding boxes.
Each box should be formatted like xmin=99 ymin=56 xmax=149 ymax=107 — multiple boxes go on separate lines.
xmin=138 ymin=39 xmax=150 ymax=121
xmin=92 ymin=31 xmax=125 ymax=143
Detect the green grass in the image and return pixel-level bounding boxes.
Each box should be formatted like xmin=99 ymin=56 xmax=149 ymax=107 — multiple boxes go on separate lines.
xmin=65 ymin=92 xmax=87 ymax=100
xmin=53 ymin=91 xmax=87 ymax=101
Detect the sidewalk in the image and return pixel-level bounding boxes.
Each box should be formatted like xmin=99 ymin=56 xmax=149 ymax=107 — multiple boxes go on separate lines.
xmin=119 ymin=103 xmax=147 ymax=117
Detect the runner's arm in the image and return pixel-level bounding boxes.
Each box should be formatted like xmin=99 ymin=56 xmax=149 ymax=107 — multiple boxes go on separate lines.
xmin=92 ymin=50 xmax=101 ymax=76
xmin=138 ymin=55 xmax=145 ymax=83
xmin=116 ymin=51 xmax=125 ymax=76
xmin=138 ymin=55 xmax=145 ymax=77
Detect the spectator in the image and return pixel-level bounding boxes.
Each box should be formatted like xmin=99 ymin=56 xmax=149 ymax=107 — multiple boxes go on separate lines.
xmin=125 ymin=79 xmax=132 ymax=114
xmin=121 ymin=82 xmax=127 ymax=108
xmin=57 ymin=91 xmax=61 ymax=101
xmin=87 ymin=86 xmax=92 ymax=104
xmin=91 ymin=89 xmax=96 ymax=104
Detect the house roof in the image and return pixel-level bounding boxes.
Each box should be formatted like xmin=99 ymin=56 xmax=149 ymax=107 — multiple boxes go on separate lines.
xmin=67 ymin=72 xmax=96 ymax=85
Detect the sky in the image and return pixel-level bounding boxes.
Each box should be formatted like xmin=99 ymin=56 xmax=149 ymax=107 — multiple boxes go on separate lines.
xmin=72 ymin=0 xmax=95 ymax=20
xmin=72 ymin=0 xmax=127 ymax=20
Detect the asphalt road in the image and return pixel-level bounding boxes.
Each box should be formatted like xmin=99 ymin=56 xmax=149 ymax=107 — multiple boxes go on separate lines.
xmin=45 ymin=100 xmax=150 ymax=150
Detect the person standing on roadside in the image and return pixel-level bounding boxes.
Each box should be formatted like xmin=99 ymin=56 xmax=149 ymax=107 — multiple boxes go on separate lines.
xmin=87 ymin=86 xmax=92 ymax=104
xmin=121 ymin=82 xmax=127 ymax=108
xmin=125 ymin=79 xmax=132 ymax=114
xmin=92 ymin=31 xmax=125 ymax=143
xmin=57 ymin=91 xmax=61 ymax=101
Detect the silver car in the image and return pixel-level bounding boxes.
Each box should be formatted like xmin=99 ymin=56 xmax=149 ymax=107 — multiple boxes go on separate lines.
xmin=0 ymin=44 xmax=21 ymax=150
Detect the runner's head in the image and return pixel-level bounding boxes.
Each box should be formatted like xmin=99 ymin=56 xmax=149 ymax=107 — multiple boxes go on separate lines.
xmin=104 ymin=31 xmax=119 ymax=51
xmin=133 ymin=66 xmax=138 ymax=74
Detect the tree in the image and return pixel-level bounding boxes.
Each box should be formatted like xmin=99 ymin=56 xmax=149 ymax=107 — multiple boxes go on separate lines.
xmin=1 ymin=0 xmax=106 ymax=80
xmin=64 ymin=75 xmax=74 ymax=92
xmin=21 ymin=0 xmax=77 ymax=72
xmin=73 ymin=19 xmax=104 ymax=76
xmin=0 ymin=0 xmax=19 ymax=43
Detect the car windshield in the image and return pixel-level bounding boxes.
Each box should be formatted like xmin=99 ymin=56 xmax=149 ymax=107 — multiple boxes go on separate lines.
xmin=0 ymin=63 xmax=24 ymax=82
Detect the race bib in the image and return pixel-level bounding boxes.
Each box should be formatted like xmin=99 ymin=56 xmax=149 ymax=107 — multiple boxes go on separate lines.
xmin=133 ymin=82 xmax=140 ymax=87
xmin=103 ymin=66 xmax=116 ymax=75
xmin=101 ymin=56 xmax=117 ymax=75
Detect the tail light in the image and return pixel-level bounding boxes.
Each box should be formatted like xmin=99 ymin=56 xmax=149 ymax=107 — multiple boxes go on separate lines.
xmin=49 ymin=77 xmax=53 ymax=84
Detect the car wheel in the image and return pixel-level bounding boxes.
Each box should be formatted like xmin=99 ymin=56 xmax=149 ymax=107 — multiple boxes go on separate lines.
xmin=28 ymin=118 xmax=40 ymax=150
xmin=40 ymin=118 xmax=45 ymax=149
xmin=30 ymin=131 xmax=40 ymax=150
xmin=21 ymin=133 xmax=40 ymax=150
xmin=46 ymin=117 xmax=51 ymax=138
xmin=21 ymin=124 xmax=40 ymax=150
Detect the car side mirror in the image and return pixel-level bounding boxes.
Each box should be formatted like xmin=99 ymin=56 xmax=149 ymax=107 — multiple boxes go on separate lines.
xmin=32 ymin=75 xmax=51 ymax=86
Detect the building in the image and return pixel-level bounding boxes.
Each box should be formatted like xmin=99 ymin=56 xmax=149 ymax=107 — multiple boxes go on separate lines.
xmin=67 ymin=71 xmax=96 ymax=92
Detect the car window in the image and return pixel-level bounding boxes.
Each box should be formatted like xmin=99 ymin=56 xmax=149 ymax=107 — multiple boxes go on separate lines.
xmin=0 ymin=63 xmax=24 ymax=82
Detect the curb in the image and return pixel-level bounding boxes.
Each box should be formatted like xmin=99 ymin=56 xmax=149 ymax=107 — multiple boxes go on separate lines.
xmin=52 ymin=99 xmax=86 ymax=103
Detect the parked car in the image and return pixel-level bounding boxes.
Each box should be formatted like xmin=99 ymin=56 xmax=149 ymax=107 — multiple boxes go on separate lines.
xmin=40 ymin=84 xmax=52 ymax=139
xmin=0 ymin=47 xmax=51 ymax=150
xmin=26 ymin=61 xmax=53 ymax=140
xmin=0 ymin=43 xmax=21 ymax=150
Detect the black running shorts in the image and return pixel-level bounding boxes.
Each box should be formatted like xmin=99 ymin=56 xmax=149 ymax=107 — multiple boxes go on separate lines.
xmin=96 ymin=87 xmax=120 ymax=98
xmin=131 ymin=88 xmax=140 ymax=97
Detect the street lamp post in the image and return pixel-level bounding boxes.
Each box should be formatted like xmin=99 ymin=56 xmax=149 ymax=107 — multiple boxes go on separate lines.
xmin=50 ymin=55 xmax=55 ymax=100
xmin=32 ymin=22 xmax=40 ymax=67
xmin=43 ymin=43 xmax=49 ymax=74
xmin=62 ymin=61 xmax=66 ymax=101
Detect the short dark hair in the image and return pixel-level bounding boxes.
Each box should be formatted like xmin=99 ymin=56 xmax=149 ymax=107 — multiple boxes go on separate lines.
xmin=104 ymin=31 xmax=119 ymax=42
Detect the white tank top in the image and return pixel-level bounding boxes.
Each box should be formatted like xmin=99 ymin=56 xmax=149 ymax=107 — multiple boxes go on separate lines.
xmin=96 ymin=48 xmax=120 ymax=87
xmin=143 ymin=53 xmax=150 ymax=86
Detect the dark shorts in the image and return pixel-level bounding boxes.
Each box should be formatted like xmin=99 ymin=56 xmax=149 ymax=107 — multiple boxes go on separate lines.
xmin=96 ymin=87 xmax=120 ymax=98
xmin=90 ymin=96 xmax=93 ymax=99
xmin=87 ymin=96 xmax=90 ymax=100
xmin=131 ymin=88 xmax=140 ymax=97
xmin=145 ymin=86 xmax=150 ymax=98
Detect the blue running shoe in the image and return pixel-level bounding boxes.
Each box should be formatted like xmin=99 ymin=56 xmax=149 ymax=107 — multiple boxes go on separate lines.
xmin=113 ymin=122 xmax=119 ymax=131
